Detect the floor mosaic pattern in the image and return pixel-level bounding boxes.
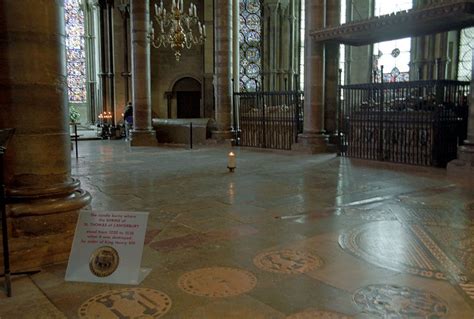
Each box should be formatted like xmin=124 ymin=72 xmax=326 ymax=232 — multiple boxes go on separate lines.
xmin=285 ymin=309 xmax=352 ymax=319
xmin=338 ymin=221 xmax=447 ymax=280
xmin=2 ymin=142 xmax=473 ymax=318
xmin=253 ymin=250 xmax=323 ymax=274
xmin=353 ymin=285 xmax=448 ymax=318
xmin=177 ymin=267 xmax=257 ymax=297
xmin=78 ymin=288 xmax=172 ymax=319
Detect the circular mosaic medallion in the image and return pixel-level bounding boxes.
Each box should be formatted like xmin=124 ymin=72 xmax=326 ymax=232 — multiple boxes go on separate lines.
xmin=286 ymin=309 xmax=352 ymax=319
xmin=89 ymin=246 xmax=119 ymax=277
xmin=78 ymin=288 xmax=172 ymax=319
xmin=178 ymin=267 xmax=257 ymax=297
xmin=353 ymin=285 xmax=448 ymax=318
xmin=253 ymin=249 xmax=323 ymax=274
xmin=339 ymin=221 xmax=447 ymax=280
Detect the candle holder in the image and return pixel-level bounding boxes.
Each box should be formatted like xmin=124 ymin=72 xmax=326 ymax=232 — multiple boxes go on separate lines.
xmin=227 ymin=151 xmax=236 ymax=172
xmin=97 ymin=112 xmax=114 ymax=139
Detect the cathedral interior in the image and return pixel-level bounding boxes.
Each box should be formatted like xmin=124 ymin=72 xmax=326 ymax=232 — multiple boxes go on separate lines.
xmin=1 ymin=0 xmax=474 ymax=318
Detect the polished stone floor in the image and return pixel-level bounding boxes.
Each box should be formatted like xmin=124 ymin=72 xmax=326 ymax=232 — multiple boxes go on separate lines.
xmin=1 ymin=140 xmax=474 ymax=318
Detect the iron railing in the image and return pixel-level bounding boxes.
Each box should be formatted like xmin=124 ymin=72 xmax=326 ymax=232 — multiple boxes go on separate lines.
xmin=234 ymin=91 xmax=304 ymax=150
xmin=338 ymin=80 xmax=470 ymax=167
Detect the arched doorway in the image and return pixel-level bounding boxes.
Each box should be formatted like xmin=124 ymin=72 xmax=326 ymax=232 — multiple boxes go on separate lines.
xmin=172 ymin=77 xmax=202 ymax=118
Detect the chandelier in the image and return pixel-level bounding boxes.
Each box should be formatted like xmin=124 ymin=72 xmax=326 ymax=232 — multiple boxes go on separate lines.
xmin=151 ymin=0 xmax=206 ymax=61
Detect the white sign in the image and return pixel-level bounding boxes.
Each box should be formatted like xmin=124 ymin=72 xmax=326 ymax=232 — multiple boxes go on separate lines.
xmin=65 ymin=211 xmax=150 ymax=285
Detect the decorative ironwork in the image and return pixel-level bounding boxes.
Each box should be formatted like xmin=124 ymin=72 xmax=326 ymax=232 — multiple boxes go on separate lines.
xmin=151 ymin=0 xmax=206 ymax=62
xmin=239 ymin=0 xmax=263 ymax=92
xmin=234 ymin=90 xmax=303 ymax=150
xmin=338 ymin=80 xmax=470 ymax=167
xmin=458 ymin=27 xmax=474 ymax=81
xmin=64 ymin=0 xmax=87 ymax=103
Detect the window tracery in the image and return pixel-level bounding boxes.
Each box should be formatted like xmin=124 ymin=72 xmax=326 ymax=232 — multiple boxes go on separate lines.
xmin=373 ymin=0 xmax=412 ymax=82
xmin=458 ymin=27 xmax=473 ymax=81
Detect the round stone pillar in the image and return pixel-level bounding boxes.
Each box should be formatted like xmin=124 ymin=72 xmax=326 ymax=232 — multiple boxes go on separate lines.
xmin=448 ymin=48 xmax=474 ymax=176
xmin=324 ymin=0 xmax=340 ymax=141
xmin=292 ymin=0 xmax=328 ymax=153
xmin=130 ymin=0 xmax=157 ymax=146
xmin=212 ymin=0 xmax=233 ymax=141
xmin=0 ymin=0 xmax=91 ymax=270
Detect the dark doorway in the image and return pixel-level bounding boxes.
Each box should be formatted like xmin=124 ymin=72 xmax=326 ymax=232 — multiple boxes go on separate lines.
xmin=171 ymin=77 xmax=202 ymax=119
xmin=177 ymin=91 xmax=201 ymax=118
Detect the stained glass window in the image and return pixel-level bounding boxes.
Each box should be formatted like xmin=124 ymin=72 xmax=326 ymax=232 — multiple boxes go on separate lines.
xmin=458 ymin=27 xmax=473 ymax=81
xmin=240 ymin=0 xmax=262 ymax=92
xmin=373 ymin=0 xmax=412 ymax=82
xmin=65 ymin=0 xmax=87 ymax=103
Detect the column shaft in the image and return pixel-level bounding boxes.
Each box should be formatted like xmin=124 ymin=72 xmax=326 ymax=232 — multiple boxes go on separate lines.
xmin=447 ymin=49 xmax=474 ymax=176
xmin=292 ymin=0 xmax=328 ymax=153
xmin=212 ymin=0 xmax=233 ymax=140
xmin=0 ymin=0 xmax=90 ymax=270
xmin=324 ymin=0 xmax=340 ymax=138
xmin=130 ymin=0 xmax=157 ymax=146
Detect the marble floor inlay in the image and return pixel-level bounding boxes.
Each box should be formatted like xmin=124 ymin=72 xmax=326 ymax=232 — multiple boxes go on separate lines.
xmin=78 ymin=288 xmax=172 ymax=319
xmin=253 ymin=249 xmax=323 ymax=274
xmin=2 ymin=142 xmax=473 ymax=318
xmin=353 ymin=284 xmax=449 ymax=318
xmin=339 ymin=221 xmax=446 ymax=280
xmin=177 ymin=267 xmax=257 ymax=297
xmin=285 ymin=309 xmax=352 ymax=319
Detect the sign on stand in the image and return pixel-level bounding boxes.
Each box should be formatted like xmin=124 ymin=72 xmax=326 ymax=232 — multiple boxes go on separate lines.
xmin=65 ymin=211 xmax=150 ymax=285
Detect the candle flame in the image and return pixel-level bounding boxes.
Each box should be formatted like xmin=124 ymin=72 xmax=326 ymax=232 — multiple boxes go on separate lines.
xmin=229 ymin=152 xmax=234 ymax=156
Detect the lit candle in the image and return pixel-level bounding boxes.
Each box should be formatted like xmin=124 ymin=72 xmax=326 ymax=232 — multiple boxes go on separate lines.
xmin=227 ymin=151 xmax=236 ymax=172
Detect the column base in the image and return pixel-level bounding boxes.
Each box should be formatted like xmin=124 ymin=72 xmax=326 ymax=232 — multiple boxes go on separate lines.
xmin=1 ymin=179 xmax=91 ymax=271
xmin=447 ymin=144 xmax=474 ymax=178
xmin=130 ymin=130 xmax=158 ymax=147
xmin=292 ymin=133 xmax=330 ymax=154
xmin=212 ymin=130 xmax=234 ymax=143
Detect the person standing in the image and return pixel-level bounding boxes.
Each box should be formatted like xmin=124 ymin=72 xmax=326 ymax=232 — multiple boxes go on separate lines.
xmin=123 ymin=102 xmax=133 ymax=141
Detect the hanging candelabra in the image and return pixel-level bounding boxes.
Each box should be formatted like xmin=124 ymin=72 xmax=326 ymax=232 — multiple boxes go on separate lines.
xmin=150 ymin=0 xmax=206 ymax=62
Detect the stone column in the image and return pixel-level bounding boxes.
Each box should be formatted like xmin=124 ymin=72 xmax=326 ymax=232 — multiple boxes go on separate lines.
xmin=232 ymin=0 xmax=240 ymax=130
xmin=263 ymin=1 xmax=280 ymax=91
xmin=203 ymin=0 xmax=215 ymax=118
xmin=345 ymin=0 xmax=372 ymax=84
xmin=0 ymin=0 xmax=91 ymax=270
xmin=130 ymin=0 xmax=157 ymax=146
xmin=448 ymin=49 xmax=474 ymax=176
xmin=212 ymin=0 xmax=233 ymax=140
xmin=292 ymin=0 xmax=328 ymax=153
xmin=279 ymin=1 xmax=290 ymax=90
xmin=324 ymin=0 xmax=340 ymax=142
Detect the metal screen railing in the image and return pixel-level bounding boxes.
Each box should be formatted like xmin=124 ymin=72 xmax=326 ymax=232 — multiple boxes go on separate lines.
xmin=338 ymin=80 xmax=470 ymax=167
xmin=234 ymin=91 xmax=304 ymax=150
